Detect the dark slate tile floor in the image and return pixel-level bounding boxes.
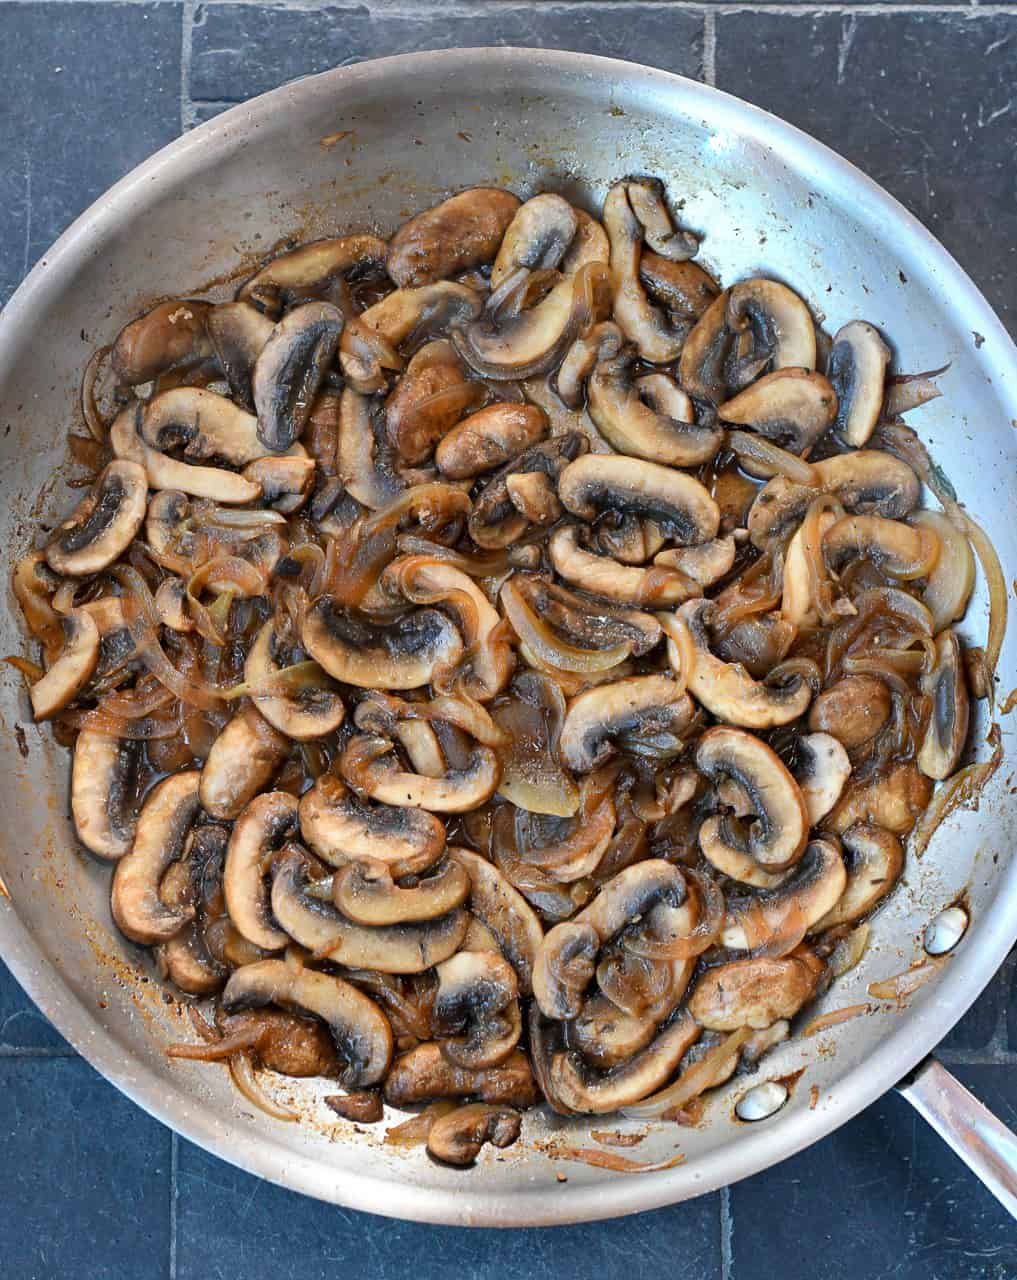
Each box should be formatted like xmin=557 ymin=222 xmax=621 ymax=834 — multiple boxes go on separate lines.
xmin=2 ymin=2 xmax=1016 ymax=1276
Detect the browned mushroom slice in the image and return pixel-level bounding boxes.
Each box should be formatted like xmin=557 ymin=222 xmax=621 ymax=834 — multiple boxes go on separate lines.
xmin=224 ymin=791 xmax=298 ymax=951
xmin=726 ymin=278 xmax=816 ymax=371
xmin=918 ymin=628 xmax=969 ymax=780
xmin=670 ymin=600 xmax=812 ymax=728
xmin=829 ymin=321 xmax=891 ymax=447
xmin=823 ymin=514 xmax=940 ymax=580
xmin=688 ymin=952 xmax=823 ymax=1030
xmin=638 ymin=253 xmax=719 ymax=319
xmin=154 ymin=578 xmax=193 ymax=633
xmin=815 ymin=823 xmax=904 ymax=930
xmin=302 ymin=600 xmax=464 ymax=690
xmin=718 ymin=369 xmax=837 ymax=454
xmin=653 ymin=535 xmax=736 ymax=589
xmin=548 ymin=525 xmax=699 ymax=607
xmin=141 ymin=387 xmax=265 ymax=466
xmin=425 ymin=1102 xmax=522 ymax=1167
xmin=560 ymin=674 xmax=695 ymax=773
xmin=332 ymin=857 xmax=470 ymax=926
xmin=490 ymin=193 xmax=578 ymax=287
xmin=111 ymin=299 xmax=213 ymax=384
xmin=795 ymin=733 xmax=852 ymax=826
xmin=588 ymin=350 xmax=724 ymax=466
xmin=340 ymin=732 xmax=501 ymax=814
xmin=242 ymin=453 xmax=316 ymax=514
xmin=555 ymin=321 xmax=625 ymax=408
xmin=468 ymin=431 xmax=588 ymax=548
xmin=696 ymin=726 xmax=809 ymax=873
xmin=450 ymin=847 xmax=544 ymax=996
xmin=679 ymin=290 xmax=734 ymax=402
xmin=825 ymin=762 xmax=933 ymax=836
xmin=45 ymin=460 xmax=148 ymax=577
xmin=383 ymin=339 xmax=480 ymax=466
xmin=435 ymin=403 xmax=549 ymax=480
xmin=299 ymin=774 xmax=446 ymax=875
xmin=270 ymin=849 xmax=469 ymax=973
xmin=71 ymin=730 xmax=140 ymax=860
xmin=199 ymin=704 xmax=290 ymax=821
xmin=387 ymin=188 xmax=521 ymax=287
xmin=243 ymin=621 xmax=345 ymax=742
xmin=808 ymin=674 xmax=893 ymax=751
xmin=28 ymin=609 xmax=99 ymax=720
xmin=111 ymin=771 xmax=201 ymax=944
xmin=510 ymin=572 xmax=663 ymax=658
xmin=205 ymin=301 xmax=276 ymax=408
xmin=336 ymin=386 xmax=404 ymax=509
xmin=568 ymin=994 xmax=657 ymax=1069
xmin=912 ymin=509 xmax=976 ymax=631
xmin=432 ymin=951 xmax=522 ymax=1068
xmin=238 ymin=234 xmax=388 ymax=315
xmin=383 ymin=1043 xmax=538 ymax=1108
xmin=506 ymin=471 xmax=562 ymax=525
xmin=722 ymin=839 xmax=846 ymax=950
xmin=252 ymin=301 xmax=344 ymax=452
xmin=156 ymin=825 xmax=229 ymax=996
xmin=221 ymin=958 xmax=393 ymax=1088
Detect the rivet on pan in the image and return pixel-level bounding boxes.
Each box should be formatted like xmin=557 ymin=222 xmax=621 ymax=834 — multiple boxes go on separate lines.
xmin=735 ymin=1081 xmax=788 ymax=1122
xmin=923 ymin=905 xmax=969 ymax=956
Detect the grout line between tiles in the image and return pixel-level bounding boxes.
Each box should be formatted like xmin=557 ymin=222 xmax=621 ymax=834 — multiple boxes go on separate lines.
xmin=169 ymin=1132 xmax=179 ymax=1280
xmin=180 ymin=0 xmax=198 ymax=133
xmin=11 ymin=0 xmax=1017 ymax=14
xmin=720 ymin=1185 xmax=734 ymax=1280
xmin=702 ymin=7 xmax=717 ymax=83
xmin=0 ymin=1045 xmax=78 ymax=1058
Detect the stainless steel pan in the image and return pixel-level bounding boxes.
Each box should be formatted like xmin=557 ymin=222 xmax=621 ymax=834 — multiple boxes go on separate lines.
xmin=1 ymin=49 xmax=1015 ymax=1226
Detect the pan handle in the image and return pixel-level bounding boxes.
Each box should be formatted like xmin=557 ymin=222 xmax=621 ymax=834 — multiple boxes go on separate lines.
xmin=897 ymin=1056 xmax=1017 ymax=1219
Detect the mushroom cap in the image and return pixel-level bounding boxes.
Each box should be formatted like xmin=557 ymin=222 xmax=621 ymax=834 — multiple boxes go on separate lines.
xmin=386 ymin=188 xmax=521 ymax=287
xmin=222 ymin=958 xmax=393 ymax=1088
xmin=253 ymin=301 xmax=345 ymax=452
xmin=29 ymin=609 xmax=100 ymax=720
xmin=721 ymin=838 xmax=847 ymax=950
xmin=490 ymin=193 xmax=579 ymax=288
xmin=568 ymin=994 xmax=657 ymax=1070
xmin=302 ymin=599 xmax=464 ymax=690
xmin=224 ymin=790 xmax=299 ymax=951
xmin=244 ymin=622 xmax=345 ymax=741
xmin=383 ymin=339 xmax=479 ymax=466
xmin=689 ymin=953 xmax=823 ymax=1030
xmin=808 ymin=674 xmax=893 ymax=751
xmin=435 ymin=403 xmax=549 ymax=480
xmin=795 ymin=732 xmax=852 ymax=826
xmin=718 ymin=368 xmax=837 ymax=454
xmin=298 ymin=774 xmax=446 ymax=876
xmin=638 ymin=253 xmax=718 ymax=319
xmin=558 ymin=453 xmax=720 ymax=546
xmin=198 ymin=705 xmax=289 ymax=821
xmin=332 ymin=857 xmax=471 ymax=926
xmin=71 ymin=730 xmax=140 ymax=860
xmin=918 ymin=628 xmax=970 ymax=780
xmin=696 ymin=725 xmax=810 ymax=871
xmin=111 ymin=299 xmax=213 ymax=385
xmin=623 ymin=175 xmax=700 ymax=261
xmin=560 ymin=673 xmax=696 ymax=773
xmin=141 ymin=387 xmax=265 ymax=467
xmin=679 ymin=289 xmax=734 ymax=402
xmin=829 ymin=320 xmax=891 ymax=447
xmin=507 ymin=572 xmax=663 ymax=659
xmin=814 ymin=822 xmax=904 ymax=929
xmin=243 ymin=453 xmax=316 ymax=515
xmin=336 ymin=386 xmax=405 ymax=509
xmin=555 ymin=320 xmax=624 ymax=408
xmin=653 ymin=535 xmax=736 ymax=588
xmin=45 ymin=460 xmax=148 ymax=577
xmin=726 ymin=278 xmax=816 ymax=371
xmin=825 ymin=761 xmax=933 ymax=836
xmin=111 ymin=771 xmax=201 ymax=944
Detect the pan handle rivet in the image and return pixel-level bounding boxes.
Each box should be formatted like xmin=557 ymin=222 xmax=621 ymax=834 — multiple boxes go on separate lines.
xmin=923 ymin=905 xmax=969 ymax=956
xmin=735 ymin=1080 xmax=788 ymax=1122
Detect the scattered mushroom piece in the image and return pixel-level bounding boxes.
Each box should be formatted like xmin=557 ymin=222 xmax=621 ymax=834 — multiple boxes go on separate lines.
xmin=468 ymin=432 xmax=588 ymax=548
xmin=653 ymin=535 xmax=736 ymax=588
xmin=71 ymin=730 xmax=140 ymax=860
xmin=383 ymin=339 xmax=480 ymax=466
xmin=111 ymin=299 xmax=213 ymax=384
xmin=824 ymin=762 xmax=933 ymax=836
xmin=829 ymin=321 xmax=891 ymax=447
xmin=221 ymin=958 xmax=393 ymax=1087
xmin=506 ymin=471 xmax=561 ymax=525
xmin=206 ymin=301 xmax=276 ymax=408
xmin=568 ymin=994 xmax=657 ymax=1069
xmin=426 ymin=1102 xmax=522 ymax=1167
xmin=491 ymin=193 xmax=579 ymax=287
xmin=340 ymin=732 xmax=501 ymax=814
xmin=243 ymin=453 xmax=316 ymax=515
xmin=795 ymin=733 xmax=852 ymax=826
xmin=556 ymin=321 xmax=624 ymax=408
xmin=45 ymin=460 xmax=148 ymax=577
xmin=199 ymin=704 xmax=290 ymax=821
xmin=387 ymin=188 xmax=521 ymax=287
xmin=822 ymin=514 xmax=941 ymax=580
xmin=917 ymin=628 xmax=970 ymax=780
xmin=299 ymin=774 xmax=446 ymax=875
xmin=224 ymin=791 xmax=298 ymax=951
xmin=28 ymin=609 xmax=99 ymax=721
xmin=689 ymin=952 xmax=824 ymax=1030
xmin=638 ymin=253 xmax=718 ymax=318
xmin=679 ymin=290 xmax=734 ymax=402
xmin=548 ymin=525 xmax=700 ymax=607
xmin=450 ymin=847 xmax=544 ymax=995
xmin=435 ymin=403 xmax=549 ymax=479
xmin=560 ymin=674 xmax=695 ymax=773
xmin=718 ymin=368 xmax=837 ymax=454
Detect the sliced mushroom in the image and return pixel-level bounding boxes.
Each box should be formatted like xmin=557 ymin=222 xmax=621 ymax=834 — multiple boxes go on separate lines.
xmin=299 ymin=774 xmax=446 ymax=875
xmin=918 ymin=628 xmax=969 ymax=780
xmin=454 ymin=261 xmax=612 ymax=380
xmin=383 ymin=339 xmax=479 ymax=466
xmin=71 ymin=730 xmax=140 ymax=860
xmin=238 ymin=234 xmax=388 ymax=315
xmin=383 ymin=1043 xmax=538 ymax=1107
xmin=425 ymin=1102 xmax=521 ymax=1167
xmin=506 ymin=471 xmax=561 ymax=525
xmin=336 ymin=386 xmax=404 ymax=509
xmin=432 ymin=951 xmax=521 ymax=1069
xmin=639 ymin=253 xmax=718 ymax=319
xmin=548 ymin=1008 xmax=701 ymax=1114
xmin=468 ymin=431 xmax=588 ymax=548
xmin=435 ymin=403 xmax=548 ymax=479
xmin=824 ymin=762 xmax=933 ymax=836
xmin=726 ymin=278 xmax=816 ymax=371
xmin=722 ymin=839 xmax=847 ymax=950
xmin=808 ymin=674 xmax=893 ymax=751
xmin=558 ymin=453 xmax=720 ymax=546
xmin=252 ymin=301 xmax=344 ymax=452
xmin=561 ymin=208 xmax=611 ymax=274
xmin=548 ymin=524 xmax=699 ymax=607
xmin=205 ymin=301 xmax=276 ymax=408
xmin=815 ymin=823 xmax=904 ymax=929
xmin=748 ymin=450 xmax=921 ymax=547
xmin=224 ymin=791 xmax=298 ymax=951
xmin=672 ymin=600 xmax=812 ymax=728
xmin=28 ymin=609 xmax=99 ymax=720
xmin=242 ymin=454 xmax=315 ymax=514
xmin=141 ymin=387 xmax=264 ymax=466
xmin=653 ymin=535 xmax=736 ymax=588
xmin=491 ymin=193 xmax=578 ymax=287
xmin=560 ymin=674 xmax=695 ymax=773
xmin=450 ymin=847 xmax=544 ymax=996
xmin=718 ymin=369 xmax=837 ymax=454
xmin=340 ymin=732 xmax=501 ymax=814
xmin=153 ymin=578 xmax=192 ymax=633
xmin=679 ymin=290 xmax=734 ymax=402
xmin=199 ymin=704 xmax=290 ymax=820
xmin=111 ymin=299 xmax=214 ymax=384
xmin=387 ymin=188 xmax=521 ymax=287
xmin=823 ymin=514 xmax=940 ymax=580
xmin=555 ymin=321 xmax=624 ymax=408
xmin=568 ymin=994 xmax=657 ymax=1069
xmin=511 ymin=572 xmax=662 ymax=658
xmin=795 ymin=732 xmax=852 ymax=825
xmin=829 ymin=321 xmax=891 ymax=447
xmin=270 ymin=848 xmax=469 ymax=973
xmin=689 ymin=953 xmax=823 ymax=1030
xmin=111 ymin=405 xmax=262 ymax=504
xmin=110 ymin=771 xmax=201 ymax=944
xmin=332 ymin=857 xmax=470 ymax=926
xmin=45 ymin=460 xmax=148 ymax=576
xmin=303 ymin=599 xmax=464 ymax=690
xmin=157 ymin=824 xmax=229 ymax=995
xmin=221 ymin=958 xmax=393 ymax=1087
xmin=781 ymin=507 xmax=839 ymax=628
xmin=604 ymin=180 xmax=689 ymax=363
xmin=587 ymin=350 xmax=724 ymax=466
xmin=243 ymin=621 xmax=345 ymax=741
xmin=696 ymin=726 xmax=809 ymax=872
